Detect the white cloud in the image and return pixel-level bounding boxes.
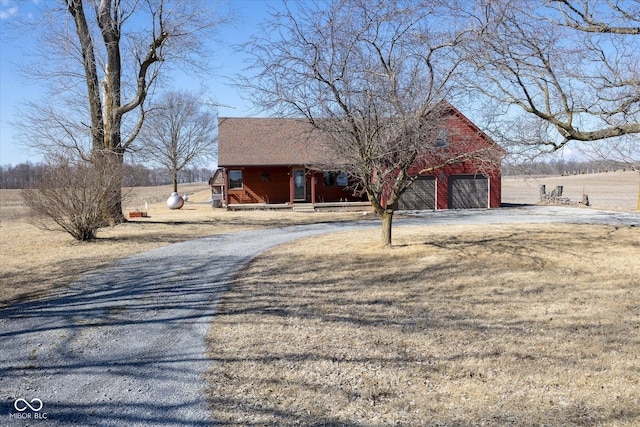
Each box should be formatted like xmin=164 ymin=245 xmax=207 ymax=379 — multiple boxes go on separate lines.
xmin=0 ymin=5 xmax=18 ymax=20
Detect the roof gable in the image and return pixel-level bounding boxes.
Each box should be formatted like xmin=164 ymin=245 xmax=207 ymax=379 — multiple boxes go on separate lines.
xmin=443 ymin=102 xmax=506 ymax=155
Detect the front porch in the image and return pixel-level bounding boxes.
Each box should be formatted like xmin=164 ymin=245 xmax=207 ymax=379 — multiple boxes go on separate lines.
xmin=223 ymin=166 xmax=366 ymax=206
xmin=226 ymin=201 xmax=372 ymax=212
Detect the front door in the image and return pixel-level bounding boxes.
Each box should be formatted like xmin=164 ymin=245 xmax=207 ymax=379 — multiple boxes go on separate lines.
xmin=293 ymin=168 xmax=306 ymax=201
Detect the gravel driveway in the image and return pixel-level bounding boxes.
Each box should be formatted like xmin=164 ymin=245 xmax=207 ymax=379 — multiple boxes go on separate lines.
xmin=1 ymin=206 xmax=638 ymax=426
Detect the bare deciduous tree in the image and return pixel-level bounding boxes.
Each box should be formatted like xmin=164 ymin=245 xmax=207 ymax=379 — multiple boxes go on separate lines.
xmin=15 ymin=0 xmax=224 ymax=223
xmin=466 ymin=0 xmax=640 ymax=162
xmin=136 ymin=91 xmax=217 ymax=193
xmin=241 ymin=0 xmax=501 ymax=246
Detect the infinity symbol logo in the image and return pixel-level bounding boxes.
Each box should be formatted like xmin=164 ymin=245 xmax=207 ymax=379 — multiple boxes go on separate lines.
xmin=14 ymin=398 xmax=43 ymax=412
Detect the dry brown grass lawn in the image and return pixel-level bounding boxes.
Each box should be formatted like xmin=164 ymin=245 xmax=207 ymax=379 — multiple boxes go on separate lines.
xmin=206 ymin=223 xmax=640 ymax=426
xmin=2 ymin=173 xmax=639 ymax=425
xmin=0 ymin=183 xmax=364 ymax=308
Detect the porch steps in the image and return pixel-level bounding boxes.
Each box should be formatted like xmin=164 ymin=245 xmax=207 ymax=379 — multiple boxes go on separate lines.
xmin=292 ymin=204 xmax=317 ymax=213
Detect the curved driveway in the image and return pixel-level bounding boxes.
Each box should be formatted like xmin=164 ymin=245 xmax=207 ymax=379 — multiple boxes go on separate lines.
xmin=1 ymin=206 xmax=638 ymax=426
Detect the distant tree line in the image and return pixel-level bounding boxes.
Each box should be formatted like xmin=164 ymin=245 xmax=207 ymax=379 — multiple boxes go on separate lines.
xmin=0 ymin=162 xmax=214 ymax=190
xmin=502 ymin=159 xmax=634 ymax=176
xmin=120 ymin=163 xmax=214 ymax=188
xmin=5 ymin=159 xmax=632 ymax=189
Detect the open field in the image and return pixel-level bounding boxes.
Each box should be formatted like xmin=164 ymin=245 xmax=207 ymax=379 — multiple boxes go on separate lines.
xmin=502 ymin=170 xmax=639 ymax=210
xmin=0 ymin=183 xmax=365 ymax=307
xmin=206 ymin=223 xmax=640 ymax=426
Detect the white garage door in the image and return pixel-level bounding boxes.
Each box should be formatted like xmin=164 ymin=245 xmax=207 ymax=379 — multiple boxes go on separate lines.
xmin=449 ymin=175 xmax=489 ymax=209
xmin=399 ymin=176 xmax=436 ymax=210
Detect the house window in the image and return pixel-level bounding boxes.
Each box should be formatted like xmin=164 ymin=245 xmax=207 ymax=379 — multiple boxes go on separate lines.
xmin=323 ymin=172 xmax=349 ymax=187
xmin=323 ymin=172 xmax=336 ymax=186
xmin=435 ymin=129 xmax=449 ymax=147
xmin=336 ymin=172 xmax=349 ymax=187
xmin=228 ymin=170 xmax=243 ymax=189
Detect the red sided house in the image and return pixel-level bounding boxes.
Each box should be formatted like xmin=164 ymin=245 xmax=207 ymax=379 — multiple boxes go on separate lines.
xmin=217 ymin=105 xmax=505 ymax=210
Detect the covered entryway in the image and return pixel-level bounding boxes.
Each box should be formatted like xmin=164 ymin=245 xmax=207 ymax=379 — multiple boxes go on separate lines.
xmin=399 ymin=175 xmax=436 ymax=210
xmin=292 ymin=168 xmax=306 ymax=201
xmin=448 ymin=175 xmax=489 ymax=209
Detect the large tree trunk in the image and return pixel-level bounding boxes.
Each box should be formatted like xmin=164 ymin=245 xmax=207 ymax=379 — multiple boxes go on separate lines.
xmin=106 ymin=152 xmax=125 ymax=224
xmin=68 ymin=0 xmax=126 ymax=224
xmin=369 ymin=191 xmax=395 ymax=247
xmin=67 ymin=0 xmax=104 ymax=152
xmin=381 ymin=209 xmax=394 ymax=247
xmin=100 ymin=155 xmax=126 ymax=224
xmin=94 ymin=149 xmax=125 ymax=224
xmin=99 ymin=1 xmax=126 ymax=224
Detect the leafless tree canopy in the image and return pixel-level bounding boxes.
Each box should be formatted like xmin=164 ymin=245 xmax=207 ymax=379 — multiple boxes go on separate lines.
xmin=466 ymin=0 xmax=640 ymax=166
xmin=241 ymin=0 xmax=500 ymax=245
xmin=136 ymin=91 xmax=217 ymax=192
xmin=15 ymin=0 xmax=224 ymax=222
